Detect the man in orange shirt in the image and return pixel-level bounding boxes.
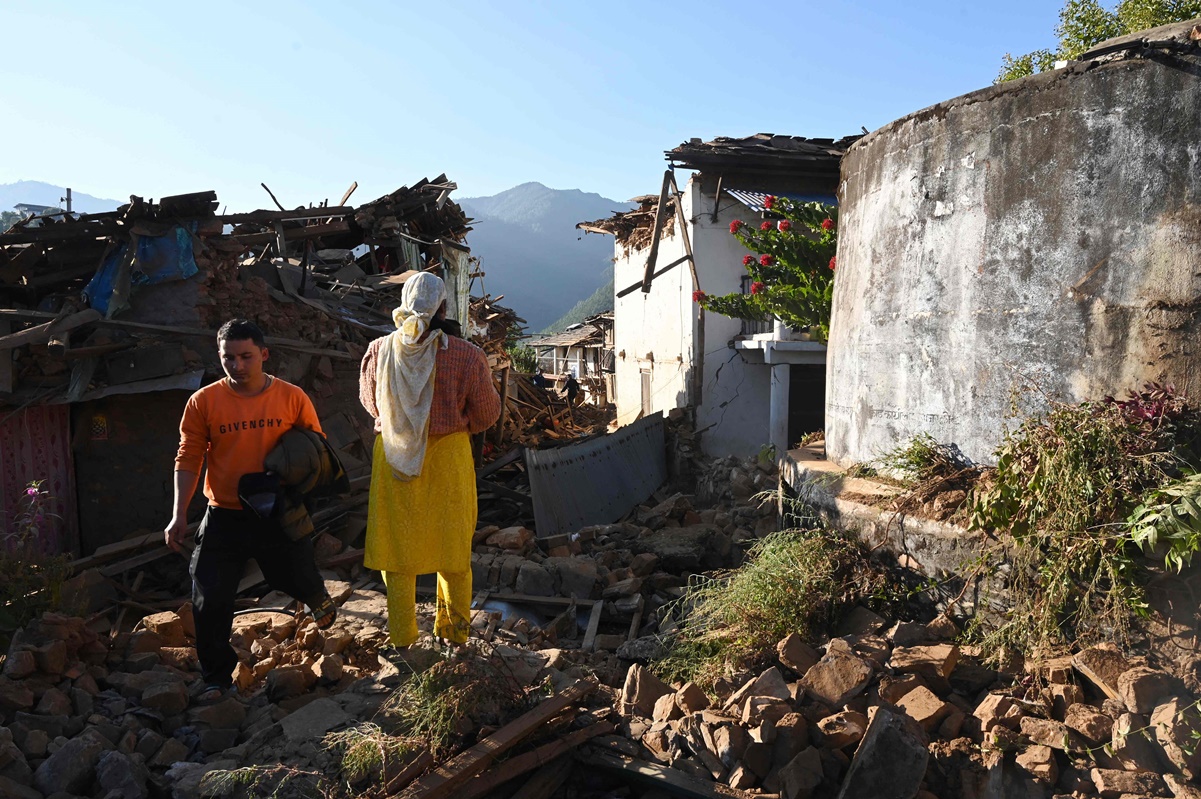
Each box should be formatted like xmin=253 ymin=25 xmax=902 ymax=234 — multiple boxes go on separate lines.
xmin=166 ymin=319 xmax=335 ymax=699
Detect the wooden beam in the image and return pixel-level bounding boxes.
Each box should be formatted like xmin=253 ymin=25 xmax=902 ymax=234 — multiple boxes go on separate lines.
xmin=616 ymin=254 xmax=691 ymax=299
xmin=493 ymin=366 xmax=510 ymax=446
xmin=394 ymin=678 xmax=598 ymax=799
xmin=382 ymin=749 xmax=434 ymax=795
xmin=260 ymin=183 xmax=287 ymax=213
xmin=0 ymin=309 xmax=101 ymax=352
xmin=640 ymin=170 xmax=674 ymax=293
xmin=477 ymin=476 xmax=533 ymax=506
xmin=215 ymin=207 xmax=353 ymax=224
xmin=228 ymin=220 xmax=350 ymax=246
xmin=476 ymin=447 xmax=522 ymax=480
xmin=582 ymin=600 xmax=603 ymax=651
xmin=509 ymin=757 xmax=574 ymax=799
xmin=456 ymin=719 xmax=613 ymax=799
xmin=338 ymin=181 xmax=359 ymax=207
xmin=576 ymin=748 xmax=760 ymax=799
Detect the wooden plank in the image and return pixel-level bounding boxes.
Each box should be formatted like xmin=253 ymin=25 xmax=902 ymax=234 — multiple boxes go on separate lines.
xmin=582 ymin=600 xmax=603 ymax=652
xmin=0 ymin=310 xmax=357 ymax=360
xmin=382 ymin=749 xmax=434 ymax=795
xmin=0 ymin=309 xmax=100 ymax=352
xmin=477 ymin=477 xmax=533 ymax=506
xmin=476 ymin=447 xmax=522 ymax=480
xmin=457 ymin=720 xmax=612 ymax=799
xmin=616 ymin=254 xmax=691 ymax=299
xmin=485 ymin=592 xmax=597 ymax=610
xmin=228 ymin=220 xmax=350 ymax=246
xmin=338 ymin=181 xmax=359 ymax=207
xmin=576 ymin=748 xmax=760 ymax=799
xmin=394 ymin=677 xmax=598 ymax=799
xmin=68 ymin=531 xmax=162 ymax=572
xmin=627 ymin=594 xmax=645 ymax=641
xmin=216 ymin=206 xmax=353 ymax=224
xmin=640 ymin=170 xmax=674 ymax=293
xmin=508 ymin=756 xmax=574 ymax=799
xmin=98 ymin=546 xmax=178 ymax=578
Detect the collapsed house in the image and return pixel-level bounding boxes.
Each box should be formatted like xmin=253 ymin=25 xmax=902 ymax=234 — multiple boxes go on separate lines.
xmin=579 ymin=134 xmax=858 ymax=459
xmin=527 ymin=312 xmax=615 ymax=406
xmin=0 ymin=179 xmax=477 ymax=557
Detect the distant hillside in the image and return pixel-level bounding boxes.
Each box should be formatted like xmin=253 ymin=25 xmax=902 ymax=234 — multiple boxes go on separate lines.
xmin=460 ymin=183 xmax=631 ymax=332
xmin=543 ymin=266 xmax=613 ymax=333
xmin=0 ymin=181 xmax=120 ymax=214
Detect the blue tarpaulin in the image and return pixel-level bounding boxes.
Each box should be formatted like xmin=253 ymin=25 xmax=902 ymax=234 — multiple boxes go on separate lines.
xmin=84 ymin=224 xmax=199 ymax=315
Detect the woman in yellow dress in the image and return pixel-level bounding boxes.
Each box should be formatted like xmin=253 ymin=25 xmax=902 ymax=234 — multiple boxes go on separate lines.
xmin=358 ymin=272 xmax=501 ymax=648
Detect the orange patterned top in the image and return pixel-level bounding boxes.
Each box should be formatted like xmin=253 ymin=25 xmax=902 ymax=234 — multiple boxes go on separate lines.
xmin=359 ymin=334 xmax=501 ymax=437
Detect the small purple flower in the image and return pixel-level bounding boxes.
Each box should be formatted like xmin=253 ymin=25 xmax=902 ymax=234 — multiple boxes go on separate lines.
xmin=25 ymin=487 xmax=37 ymax=496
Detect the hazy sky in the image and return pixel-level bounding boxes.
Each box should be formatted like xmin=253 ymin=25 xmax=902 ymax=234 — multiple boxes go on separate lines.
xmin=0 ymin=1 xmax=1061 ymax=209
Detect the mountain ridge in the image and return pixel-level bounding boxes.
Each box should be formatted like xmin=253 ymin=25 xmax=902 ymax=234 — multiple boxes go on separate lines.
xmin=459 ymin=183 xmax=630 ymax=332
xmin=0 ymin=181 xmax=120 ymax=214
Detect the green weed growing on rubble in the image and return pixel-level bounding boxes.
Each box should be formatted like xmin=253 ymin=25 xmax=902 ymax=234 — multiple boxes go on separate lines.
xmin=968 ymin=385 xmax=1201 ymax=661
xmin=653 ymin=528 xmax=889 ymax=689
xmin=324 ymin=723 xmax=420 ymax=785
xmin=377 ymin=651 xmax=527 ymax=757
xmin=0 ymin=481 xmax=72 ymax=637
xmin=200 ymin=765 xmax=333 ymax=799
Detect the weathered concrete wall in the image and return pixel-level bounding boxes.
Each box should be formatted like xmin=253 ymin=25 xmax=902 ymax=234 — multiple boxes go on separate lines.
xmin=828 ymin=52 xmax=1201 ymax=466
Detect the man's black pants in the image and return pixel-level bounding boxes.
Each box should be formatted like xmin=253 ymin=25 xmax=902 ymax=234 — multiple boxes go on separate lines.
xmin=189 ymin=506 xmax=326 ymax=688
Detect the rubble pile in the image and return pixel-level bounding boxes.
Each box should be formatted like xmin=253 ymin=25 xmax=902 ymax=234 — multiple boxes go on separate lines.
xmin=577 ymin=194 xmax=677 ymax=255
xmin=7 ymin=440 xmax=1201 ymax=799
xmin=0 ymin=582 xmax=396 ymax=799
xmin=467 ymin=294 xmax=524 ymax=371
xmin=600 ymin=618 xmax=1201 ymax=799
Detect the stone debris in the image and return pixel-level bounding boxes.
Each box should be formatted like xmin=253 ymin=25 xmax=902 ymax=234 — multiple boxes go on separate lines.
xmin=5 ymin=451 xmax=1201 ymax=799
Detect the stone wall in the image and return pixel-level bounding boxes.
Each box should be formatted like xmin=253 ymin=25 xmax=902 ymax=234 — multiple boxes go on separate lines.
xmin=827 ymin=42 xmax=1201 ymax=466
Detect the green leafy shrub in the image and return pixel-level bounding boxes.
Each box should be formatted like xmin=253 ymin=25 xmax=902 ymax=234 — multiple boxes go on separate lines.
xmin=506 ymin=344 xmax=538 ymax=374
xmin=1127 ymin=472 xmax=1201 ymax=573
xmin=968 ymin=385 xmax=1201 ymax=658
xmin=698 ymin=198 xmax=837 ymax=343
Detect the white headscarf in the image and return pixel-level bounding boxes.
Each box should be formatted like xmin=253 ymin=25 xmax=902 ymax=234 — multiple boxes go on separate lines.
xmin=376 ymin=272 xmax=448 ymax=479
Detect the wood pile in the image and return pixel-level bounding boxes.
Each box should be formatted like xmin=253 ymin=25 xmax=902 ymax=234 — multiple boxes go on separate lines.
xmin=496 ymin=373 xmax=611 ymax=448
xmin=468 ymin=293 xmax=523 ymax=371
xmin=577 ymin=193 xmax=675 ymax=255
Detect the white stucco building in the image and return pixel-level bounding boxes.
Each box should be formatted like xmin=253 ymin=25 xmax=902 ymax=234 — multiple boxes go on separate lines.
xmin=579 ymin=134 xmax=857 ymax=458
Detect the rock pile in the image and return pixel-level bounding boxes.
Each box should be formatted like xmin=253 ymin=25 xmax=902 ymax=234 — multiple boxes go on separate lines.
xmin=606 ymin=618 xmax=1201 ymax=799
xmin=0 ymin=580 xmax=390 ymax=799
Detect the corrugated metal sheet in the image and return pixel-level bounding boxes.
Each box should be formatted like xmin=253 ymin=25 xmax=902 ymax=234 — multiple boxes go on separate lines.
xmin=524 ymin=413 xmax=666 ymax=537
xmin=726 ymin=188 xmax=838 ymax=214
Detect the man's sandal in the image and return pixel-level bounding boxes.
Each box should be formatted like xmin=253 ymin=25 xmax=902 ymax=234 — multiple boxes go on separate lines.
xmin=195 ymin=683 xmax=231 ymax=704
xmin=311 ymin=595 xmax=337 ymax=630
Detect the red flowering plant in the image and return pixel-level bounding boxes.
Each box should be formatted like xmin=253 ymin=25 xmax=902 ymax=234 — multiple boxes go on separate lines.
xmin=702 ymin=199 xmax=839 ymax=343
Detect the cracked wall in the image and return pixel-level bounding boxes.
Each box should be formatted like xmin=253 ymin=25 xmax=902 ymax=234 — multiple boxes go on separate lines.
xmin=827 ymin=54 xmax=1201 ymax=466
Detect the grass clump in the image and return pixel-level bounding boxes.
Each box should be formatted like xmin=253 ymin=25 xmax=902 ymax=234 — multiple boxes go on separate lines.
xmin=378 ymin=653 xmax=527 ymax=757
xmin=969 ymin=383 xmax=1201 ymax=660
xmin=324 ymin=723 xmax=419 ymax=785
xmin=654 ymin=529 xmax=889 ymax=689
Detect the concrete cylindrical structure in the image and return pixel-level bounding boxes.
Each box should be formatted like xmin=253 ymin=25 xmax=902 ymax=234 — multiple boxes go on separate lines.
xmin=827 ymin=31 xmax=1201 ymax=466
